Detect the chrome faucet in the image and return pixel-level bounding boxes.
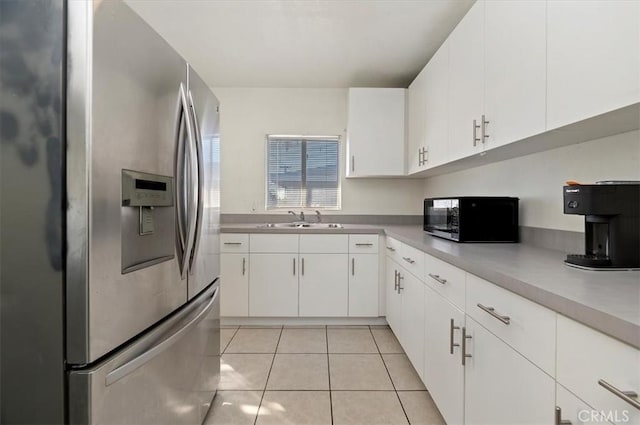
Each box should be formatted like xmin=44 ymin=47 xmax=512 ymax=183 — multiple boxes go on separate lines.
xmin=288 ymin=210 xmax=305 ymax=222
xmin=315 ymin=210 xmax=322 ymax=223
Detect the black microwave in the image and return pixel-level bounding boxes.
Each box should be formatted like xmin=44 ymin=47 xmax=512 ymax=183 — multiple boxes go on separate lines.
xmin=424 ymin=197 xmax=519 ymax=242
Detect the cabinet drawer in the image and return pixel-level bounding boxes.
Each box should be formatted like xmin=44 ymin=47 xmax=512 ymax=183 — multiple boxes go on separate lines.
xmin=557 ymin=315 xmax=640 ymax=425
xmin=397 ymin=242 xmax=425 ymax=281
xmin=299 ymin=234 xmax=348 ymax=253
xmin=466 ymin=274 xmax=556 ymax=376
xmin=424 ymin=254 xmax=465 ymax=310
xmin=384 ymin=237 xmax=403 ymax=263
xmin=249 ymin=234 xmax=298 ymax=253
xmin=220 ymin=234 xmax=249 ymax=253
xmin=349 ymin=234 xmax=379 ymax=253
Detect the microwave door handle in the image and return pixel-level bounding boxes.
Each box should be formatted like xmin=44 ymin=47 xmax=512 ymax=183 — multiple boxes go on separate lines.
xmin=187 ymin=90 xmax=204 ymax=272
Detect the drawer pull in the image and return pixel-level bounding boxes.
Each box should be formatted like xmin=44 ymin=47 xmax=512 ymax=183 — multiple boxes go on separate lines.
xmin=461 ymin=326 xmax=472 ymax=366
xmin=555 ymin=407 xmax=572 ymax=425
xmin=386 ymin=246 xmax=396 ymax=252
xmin=356 ymin=243 xmax=373 ymax=247
xmin=242 ymin=257 xmax=246 ymax=275
xmin=428 ymin=273 xmax=447 ymax=285
xmin=477 ymin=303 xmax=511 ymax=325
xmin=598 ymin=379 xmax=640 ymax=410
xmin=450 ymin=318 xmax=460 ymax=354
xmin=224 ymin=242 xmax=242 ymax=245
xmin=402 ymin=256 xmax=416 ymax=264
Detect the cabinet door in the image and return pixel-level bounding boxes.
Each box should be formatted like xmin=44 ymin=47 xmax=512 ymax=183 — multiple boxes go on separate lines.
xmin=399 ymin=271 xmax=425 ymax=378
xmin=424 ymin=288 xmax=464 ymax=425
xmin=464 ymin=318 xmax=555 ymax=425
xmin=299 ymin=254 xmax=348 ymax=317
xmin=349 ymin=254 xmax=379 ymax=317
xmin=448 ymin=1 xmax=485 ymax=161
xmin=556 ymin=384 xmax=609 ymax=425
xmin=547 ymin=0 xmax=640 ymax=129
xmin=484 ymin=0 xmax=546 ymax=149
xmin=385 ymin=257 xmax=403 ymax=338
xmin=220 ymin=253 xmax=248 ymax=317
xmin=249 ymin=254 xmax=298 ymax=317
xmin=407 ymin=66 xmax=428 ymax=174
xmin=423 ymin=41 xmax=449 ymax=168
xmin=347 ymin=88 xmax=406 ymax=177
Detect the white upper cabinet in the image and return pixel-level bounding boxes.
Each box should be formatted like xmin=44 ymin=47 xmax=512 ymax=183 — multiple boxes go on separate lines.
xmin=346 ymin=88 xmax=406 ymax=177
xmin=407 ymin=66 xmax=429 ymax=174
xmin=484 ymin=0 xmax=546 ymax=150
xmin=423 ymin=41 xmax=449 ymax=169
xmin=448 ymin=1 xmax=485 ymax=161
xmin=547 ymin=0 xmax=640 ymax=130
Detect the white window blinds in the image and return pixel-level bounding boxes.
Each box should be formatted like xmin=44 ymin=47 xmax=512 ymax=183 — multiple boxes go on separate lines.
xmin=266 ymin=135 xmax=340 ymax=210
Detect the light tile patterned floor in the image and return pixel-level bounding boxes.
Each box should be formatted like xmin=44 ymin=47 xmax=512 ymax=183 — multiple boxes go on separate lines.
xmin=205 ymin=325 xmax=446 ymax=425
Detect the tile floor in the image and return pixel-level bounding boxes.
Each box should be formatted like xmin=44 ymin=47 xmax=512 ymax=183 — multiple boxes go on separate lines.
xmin=205 ymin=325 xmax=446 ymax=425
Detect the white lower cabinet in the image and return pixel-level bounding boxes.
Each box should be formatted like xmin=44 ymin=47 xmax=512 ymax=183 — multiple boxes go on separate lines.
xmin=386 ymin=256 xmax=403 ymax=338
xmin=399 ymin=270 xmax=425 ymax=378
xmin=349 ymin=254 xmax=379 ymax=317
xmin=556 ymin=384 xmax=609 ymax=425
xmin=557 ymin=315 xmax=640 ymax=425
xmin=424 ymin=287 xmax=465 ymax=425
xmin=299 ymin=254 xmax=348 ymax=317
xmin=463 ymin=317 xmax=555 ymax=425
xmin=248 ymin=253 xmax=298 ymax=317
xmin=220 ymin=253 xmax=249 ymax=316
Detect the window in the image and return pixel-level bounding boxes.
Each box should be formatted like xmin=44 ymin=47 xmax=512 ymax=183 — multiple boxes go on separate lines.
xmin=266 ymin=135 xmax=340 ymax=210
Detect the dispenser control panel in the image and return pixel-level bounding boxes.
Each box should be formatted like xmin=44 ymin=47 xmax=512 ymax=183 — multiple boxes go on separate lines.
xmin=122 ymin=169 xmax=173 ymax=207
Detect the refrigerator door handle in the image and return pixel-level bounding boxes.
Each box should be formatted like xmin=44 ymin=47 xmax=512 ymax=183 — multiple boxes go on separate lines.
xmin=105 ymin=284 xmax=219 ymax=386
xmin=175 ymin=83 xmax=198 ymax=279
xmin=187 ymin=90 xmax=204 ymax=272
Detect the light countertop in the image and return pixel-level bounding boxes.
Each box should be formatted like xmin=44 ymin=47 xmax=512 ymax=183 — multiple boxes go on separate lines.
xmin=221 ymin=223 xmax=640 ymax=349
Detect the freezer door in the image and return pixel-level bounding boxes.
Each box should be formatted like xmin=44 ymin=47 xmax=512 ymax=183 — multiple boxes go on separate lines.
xmin=67 ymin=0 xmax=189 ymax=364
xmin=69 ymin=282 xmax=220 ymax=425
xmin=186 ymin=66 xmax=221 ymax=299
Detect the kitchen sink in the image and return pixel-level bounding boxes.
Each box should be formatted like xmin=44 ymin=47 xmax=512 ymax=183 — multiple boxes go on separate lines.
xmin=258 ymin=222 xmax=343 ymax=229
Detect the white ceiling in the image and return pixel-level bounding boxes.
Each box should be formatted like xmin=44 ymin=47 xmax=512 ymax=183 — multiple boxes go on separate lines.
xmin=126 ymin=0 xmax=474 ymax=89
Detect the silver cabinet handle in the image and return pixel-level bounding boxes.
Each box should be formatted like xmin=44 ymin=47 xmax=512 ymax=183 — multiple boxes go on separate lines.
xmin=461 ymin=326 xmax=472 ymax=366
xmin=356 ymin=243 xmax=373 ymax=247
xmin=418 ymin=147 xmax=423 ymax=166
xmin=351 ymin=155 xmax=355 ymax=172
xmin=402 ymin=256 xmax=415 ymax=264
xmin=394 ymin=270 xmax=399 ymax=291
xmin=293 ymin=258 xmax=296 ymax=275
xmin=450 ymin=318 xmax=460 ymax=355
xmin=481 ymin=114 xmax=489 ymax=143
xmin=477 ymin=303 xmax=511 ymax=325
xmin=224 ymin=242 xmax=242 ymax=245
xmin=242 ymin=257 xmax=246 ymax=276
xmin=598 ymin=379 xmax=640 ymax=410
xmin=352 ymin=258 xmax=355 ymax=276
xmin=472 ymin=119 xmax=480 ymax=147
xmin=422 ymin=146 xmax=428 ymax=164
xmin=428 ymin=273 xmax=447 ymax=285
xmin=301 ymin=257 xmax=305 ymax=276
xmin=386 ymin=246 xmax=396 ymax=252
xmin=397 ymin=273 xmax=404 ymax=293
xmin=555 ymin=407 xmax=572 ymax=425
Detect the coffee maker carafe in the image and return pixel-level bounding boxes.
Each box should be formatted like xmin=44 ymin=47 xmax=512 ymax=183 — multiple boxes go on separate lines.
xmin=563 ymin=181 xmax=640 ymax=270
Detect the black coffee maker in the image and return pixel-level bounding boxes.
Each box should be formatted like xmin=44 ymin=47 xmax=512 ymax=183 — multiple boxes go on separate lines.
xmin=563 ymin=181 xmax=640 ymax=270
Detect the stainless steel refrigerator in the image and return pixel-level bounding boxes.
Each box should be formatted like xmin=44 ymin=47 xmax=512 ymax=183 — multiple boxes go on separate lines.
xmin=0 ymin=1 xmax=221 ymax=423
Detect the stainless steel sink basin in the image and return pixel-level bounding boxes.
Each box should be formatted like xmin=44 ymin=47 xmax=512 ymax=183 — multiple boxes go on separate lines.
xmin=258 ymin=222 xmax=343 ymax=229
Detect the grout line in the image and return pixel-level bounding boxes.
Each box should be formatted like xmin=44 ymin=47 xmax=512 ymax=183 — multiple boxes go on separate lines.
xmin=221 ymin=326 xmax=241 ymax=355
xmin=369 ymin=326 xmax=412 ymax=425
xmin=326 ymin=326 xmax=334 ymax=425
xmin=252 ymin=326 xmax=283 ymax=425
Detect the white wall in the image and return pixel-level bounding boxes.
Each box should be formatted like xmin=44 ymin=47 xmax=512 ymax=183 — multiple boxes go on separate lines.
xmin=215 ymin=87 xmax=424 ymax=215
xmin=423 ymin=130 xmax=640 ymax=232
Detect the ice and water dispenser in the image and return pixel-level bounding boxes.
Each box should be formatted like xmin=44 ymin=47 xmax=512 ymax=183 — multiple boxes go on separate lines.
xmin=121 ymin=169 xmax=174 ymax=274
